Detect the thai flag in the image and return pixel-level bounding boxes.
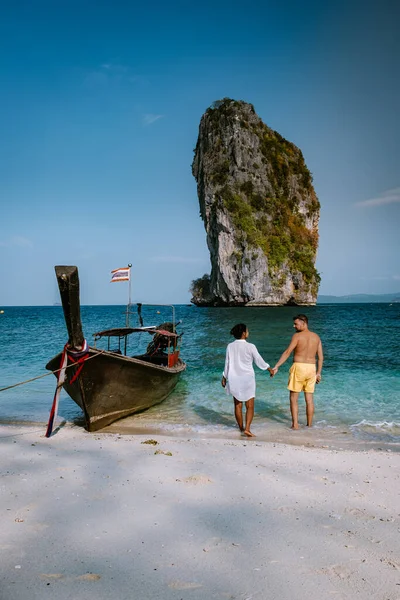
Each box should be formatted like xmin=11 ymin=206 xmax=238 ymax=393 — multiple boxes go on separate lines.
xmin=110 ymin=267 xmax=131 ymax=282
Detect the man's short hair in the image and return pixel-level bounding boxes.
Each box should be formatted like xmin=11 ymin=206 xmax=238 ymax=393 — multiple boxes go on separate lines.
xmin=293 ymin=314 xmax=308 ymax=324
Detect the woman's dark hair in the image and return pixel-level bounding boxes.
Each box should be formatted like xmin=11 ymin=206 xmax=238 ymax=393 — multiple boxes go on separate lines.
xmin=230 ymin=323 xmax=247 ymax=339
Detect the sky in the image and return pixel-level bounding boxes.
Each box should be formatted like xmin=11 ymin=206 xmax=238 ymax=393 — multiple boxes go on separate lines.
xmin=0 ymin=0 xmax=399 ymax=305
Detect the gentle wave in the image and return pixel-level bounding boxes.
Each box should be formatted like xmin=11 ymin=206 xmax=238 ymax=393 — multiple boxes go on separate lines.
xmin=314 ymin=420 xmax=338 ymax=430
xmin=350 ymin=420 xmax=400 ymax=442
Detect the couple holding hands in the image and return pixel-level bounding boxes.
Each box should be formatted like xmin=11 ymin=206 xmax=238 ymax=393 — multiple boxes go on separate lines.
xmin=221 ymin=315 xmax=324 ymax=437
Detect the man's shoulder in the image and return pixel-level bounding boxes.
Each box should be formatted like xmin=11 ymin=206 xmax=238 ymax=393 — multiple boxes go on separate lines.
xmin=296 ymin=331 xmax=318 ymax=341
xmin=306 ymin=330 xmax=321 ymax=343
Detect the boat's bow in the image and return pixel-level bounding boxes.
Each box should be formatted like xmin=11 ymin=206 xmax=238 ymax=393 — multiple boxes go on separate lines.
xmin=55 ymin=265 xmax=86 ymax=351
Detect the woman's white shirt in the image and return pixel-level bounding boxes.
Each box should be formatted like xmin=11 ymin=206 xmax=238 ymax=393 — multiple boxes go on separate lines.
xmin=223 ymin=339 xmax=270 ymax=402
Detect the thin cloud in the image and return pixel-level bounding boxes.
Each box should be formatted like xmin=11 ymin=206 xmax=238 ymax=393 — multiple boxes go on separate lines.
xmin=83 ymin=70 xmax=108 ymax=87
xmin=100 ymin=63 xmax=128 ymax=74
xmin=13 ymin=236 xmax=33 ymax=247
xmin=83 ymin=63 xmax=137 ymax=88
xmin=127 ymin=75 xmax=148 ymax=85
xmin=0 ymin=236 xmax=33 ymax=248
xmin=150 ymin=256 xmax=204 ymax=264
xmin=359 ymin=276 xmax=390 ymax=281
xmin=142 ymin=114 xmax=164 ymax=126
xmin=360 ymin=274 xmax=400 ymax=281
xmin=356 ymin=187 xmax=400 ymax=208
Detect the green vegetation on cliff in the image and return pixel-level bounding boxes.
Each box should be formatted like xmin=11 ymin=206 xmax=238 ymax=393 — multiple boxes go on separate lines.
xmin=189 ymin=274 xmax=211 ymax=300
xmin=203 ymin=98 xmax=320 ymax=292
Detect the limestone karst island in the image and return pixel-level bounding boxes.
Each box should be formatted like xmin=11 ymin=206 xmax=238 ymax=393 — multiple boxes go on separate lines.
xmin=191 ymin=98 xmax=320 ymax=306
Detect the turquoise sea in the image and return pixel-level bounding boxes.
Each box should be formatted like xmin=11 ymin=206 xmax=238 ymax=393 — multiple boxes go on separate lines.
xmin=0 ymin=304 xmax=399 ymax=449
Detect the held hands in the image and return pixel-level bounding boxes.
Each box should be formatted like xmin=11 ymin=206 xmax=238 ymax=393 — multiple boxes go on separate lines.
xmin=268 ymin=367 xmax=278 ymax=378
xmin=221 ymin=376 xmax=226 ymax=388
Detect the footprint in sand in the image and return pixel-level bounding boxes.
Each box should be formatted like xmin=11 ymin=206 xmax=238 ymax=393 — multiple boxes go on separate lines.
xmin=77 ymin=573 xmax=101 ymax=581
xmin=39 ymin=573 xmax=101 ymax=582
xmin=168 ymin=580 xmax=203 ymax=590
xmin=351 ymin=490 xmax=365 ymax=498
xmin=275 ymin=506 xmax=297 ymax=515
xmin=345 ymin=507 xmax=375 ymax=520
xmin=380 ymin=558 xmax=400 ymax=570
xmin=317 ymin=564 xmax=352 ymax=580
xmin=181 ymin=475 xmax=212 ymax=485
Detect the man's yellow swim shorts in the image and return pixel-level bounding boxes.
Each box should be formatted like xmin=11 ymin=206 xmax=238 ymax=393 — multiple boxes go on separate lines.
xmin=288 ymin=362 xmax=316 ymax=393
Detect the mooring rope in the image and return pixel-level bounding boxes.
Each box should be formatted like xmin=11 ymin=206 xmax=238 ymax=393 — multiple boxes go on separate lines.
xmin=0 ymin=351 xmax=104 ymax=393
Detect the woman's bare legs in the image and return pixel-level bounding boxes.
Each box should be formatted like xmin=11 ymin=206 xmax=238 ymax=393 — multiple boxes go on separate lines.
xmin=233 ymin=398 xmax=244 ymax=432
xmin=244 ymin=398 xmax=255 ymax=437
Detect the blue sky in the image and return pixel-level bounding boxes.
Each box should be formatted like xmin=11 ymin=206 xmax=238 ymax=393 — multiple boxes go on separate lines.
xmin=1 ymin=0 xmax=399 ymax=305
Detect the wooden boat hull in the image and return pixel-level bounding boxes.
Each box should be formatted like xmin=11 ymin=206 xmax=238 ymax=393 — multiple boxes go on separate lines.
xmin=46 ymin=348 xmax=186 ymax=432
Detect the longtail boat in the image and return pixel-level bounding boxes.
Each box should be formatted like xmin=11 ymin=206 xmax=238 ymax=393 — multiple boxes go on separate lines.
xmin=46 ymin=266 xmax=186 ymax=432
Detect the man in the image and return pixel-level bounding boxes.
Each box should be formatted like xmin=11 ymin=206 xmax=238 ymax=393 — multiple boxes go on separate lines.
xmin=271 ymin=314 xmax=323 ymax=429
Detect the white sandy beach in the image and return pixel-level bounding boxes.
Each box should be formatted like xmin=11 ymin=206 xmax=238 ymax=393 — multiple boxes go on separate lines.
xmin=1 ymin=424 xmax=399 ymax=600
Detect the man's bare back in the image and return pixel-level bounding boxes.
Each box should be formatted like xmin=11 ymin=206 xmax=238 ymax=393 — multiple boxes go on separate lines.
xmin=293 ymin=330 xmax=321 ymax=364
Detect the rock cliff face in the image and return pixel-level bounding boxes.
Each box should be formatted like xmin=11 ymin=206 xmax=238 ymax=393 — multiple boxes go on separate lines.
xmin=191 ymin=98 xmax=320 ymax=306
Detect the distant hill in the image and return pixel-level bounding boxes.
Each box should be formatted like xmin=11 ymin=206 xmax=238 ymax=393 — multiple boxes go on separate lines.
xmin=318 ymin=293 xmax=400 ymax=304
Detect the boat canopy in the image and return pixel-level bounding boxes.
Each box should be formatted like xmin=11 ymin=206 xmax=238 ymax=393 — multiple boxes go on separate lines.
xmin=153 ymin=329 xmax=179 ymax=338
xmin=93 ymin=326 xmax=155 ymax=340
xmin=93 ymin=326 xmax=179 ymax=340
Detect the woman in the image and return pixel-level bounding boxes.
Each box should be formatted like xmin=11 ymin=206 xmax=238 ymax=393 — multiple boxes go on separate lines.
xmin=222 ymin=323 xmax=273 ymax=437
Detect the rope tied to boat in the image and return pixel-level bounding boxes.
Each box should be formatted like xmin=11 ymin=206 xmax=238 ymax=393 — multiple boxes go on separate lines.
xmin=67 ymin=339 xmax=90 ymax=384
xmin=0 ymin=344 xmax=102 ymax=437
xmin=0 ymin=348 xmax=103 ymax=394
xmin=45 ymin=340 xmax=91 ymax=437
xmin=45 ymin=345 xmax=69 ymax=437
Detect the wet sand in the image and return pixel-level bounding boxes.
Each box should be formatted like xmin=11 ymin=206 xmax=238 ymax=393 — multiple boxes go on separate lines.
xmin=103 ymin=416 xmax=400 ymax=453
xmin=1 ymin=423 xmax=399 ymax=600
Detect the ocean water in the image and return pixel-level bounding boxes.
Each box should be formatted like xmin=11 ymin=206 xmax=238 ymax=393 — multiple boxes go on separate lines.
xmin=0 ymin=304 xmax=399 ymax=448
